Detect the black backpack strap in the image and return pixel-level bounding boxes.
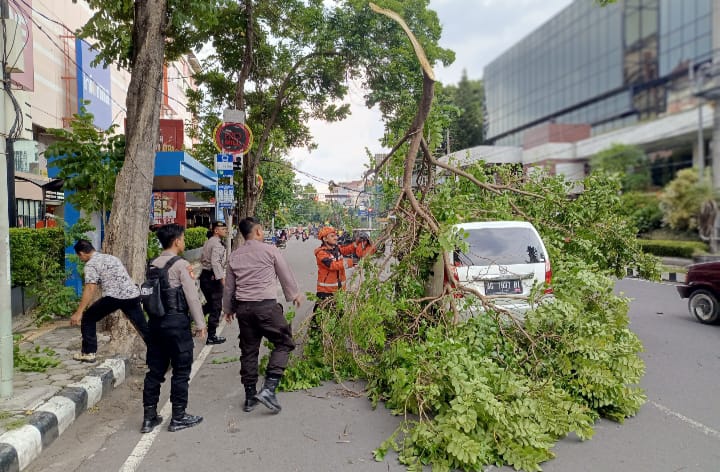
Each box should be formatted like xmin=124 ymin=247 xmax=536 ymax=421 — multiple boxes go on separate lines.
xmin=159 ymin=256 xmax=183 ymax=288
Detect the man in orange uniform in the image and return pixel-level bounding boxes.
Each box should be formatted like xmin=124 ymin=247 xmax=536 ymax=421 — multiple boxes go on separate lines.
xmin=313 ymin=227 xmax=374 ymax=322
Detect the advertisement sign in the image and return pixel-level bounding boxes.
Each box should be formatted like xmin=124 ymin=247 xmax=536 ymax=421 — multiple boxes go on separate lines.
xmin=213 ymin=122 xmax=253 ymax=154
xmin=76 ymin=38 xmax=112 ymax=129
xmin=151 ymin=192 xmax=186 ymax=226
xmin=158 ymin=119 xmax=184 ymax=151
xmin=9 ymin=0 xmax=34 ymax=91
xmin=216 ymin=154 xmax=234 ymax=177
xmin=217 ymin=185 xmax=234 ymax=208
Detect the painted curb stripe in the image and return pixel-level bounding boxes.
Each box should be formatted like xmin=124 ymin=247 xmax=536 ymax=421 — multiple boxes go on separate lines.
xmin=25 ymin=412 xmax=58 ymax=449
xmin=88 ymin=367 xmax=115 ymax=397
xmin=99 ymin=358 xmax=126 ymax=387
xmin=67 ymin=376 xmax=103 ymax=409
xmin=57 ymin=386 xmax=88 ymax=417
xmin=0 ymin=442 xmax=19 ymax=472
xmin=36 ymin=396 xmax=76 ymax=436
xmin=0 ymin=426 xmax=41 ymax=470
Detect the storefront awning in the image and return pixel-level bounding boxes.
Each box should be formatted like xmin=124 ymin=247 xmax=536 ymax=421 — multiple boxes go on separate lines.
xmin=154 ymin=151 xmax=217 ymax=192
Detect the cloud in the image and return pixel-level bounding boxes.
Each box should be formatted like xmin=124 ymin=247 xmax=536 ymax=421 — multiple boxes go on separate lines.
xmin=292 ymin=0 xmax=574 ymax=185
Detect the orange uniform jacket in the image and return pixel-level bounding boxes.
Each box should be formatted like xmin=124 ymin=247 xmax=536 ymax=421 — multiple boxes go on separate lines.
xmin=315 ymin=243 xmax=356 ymax=294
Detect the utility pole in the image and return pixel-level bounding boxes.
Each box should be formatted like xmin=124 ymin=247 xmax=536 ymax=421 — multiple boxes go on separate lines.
xmin=0 ymin=0 xmax=15 ymax=398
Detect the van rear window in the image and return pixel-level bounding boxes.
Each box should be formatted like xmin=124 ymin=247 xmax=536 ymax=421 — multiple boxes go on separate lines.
xmin=456 ymin=227 xmax=546 ymax=266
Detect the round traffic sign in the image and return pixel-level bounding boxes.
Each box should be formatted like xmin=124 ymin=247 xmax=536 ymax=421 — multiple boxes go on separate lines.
xmin=213 ymin=122 xmax=253 ymax=154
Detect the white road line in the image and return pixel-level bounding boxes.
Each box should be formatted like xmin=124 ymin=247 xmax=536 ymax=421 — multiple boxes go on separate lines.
xmin=651 ymin=401 xmax=720 ymax=440
xmin=118 ymin=321 xmax=228 ymax=472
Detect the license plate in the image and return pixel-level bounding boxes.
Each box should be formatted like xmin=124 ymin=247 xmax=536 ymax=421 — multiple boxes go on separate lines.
xmin=484 ymin=280 xmax=523 ymax=295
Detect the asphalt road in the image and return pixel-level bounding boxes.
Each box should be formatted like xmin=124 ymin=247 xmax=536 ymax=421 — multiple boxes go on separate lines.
xmin=26 ymin=240 xmax=720 ymax=471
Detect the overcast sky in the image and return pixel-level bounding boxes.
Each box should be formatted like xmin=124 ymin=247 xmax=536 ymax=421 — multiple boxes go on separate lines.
xmin=289 ymin=0 xmax=575 ymax=189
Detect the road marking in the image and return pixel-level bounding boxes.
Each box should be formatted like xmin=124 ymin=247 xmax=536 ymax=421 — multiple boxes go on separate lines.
xmin=118 ymin=321 xmax=228 ymax=472
xmin=651 ymin=401 xmax=720 ymax=440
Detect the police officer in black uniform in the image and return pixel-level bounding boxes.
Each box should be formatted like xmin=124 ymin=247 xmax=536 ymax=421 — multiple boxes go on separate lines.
xmin=141 ymin=224 xmax=207 ymax=433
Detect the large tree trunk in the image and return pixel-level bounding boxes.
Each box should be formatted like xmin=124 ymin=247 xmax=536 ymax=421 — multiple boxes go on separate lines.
xmin=103 ymin=0 xmax=168 ymax=355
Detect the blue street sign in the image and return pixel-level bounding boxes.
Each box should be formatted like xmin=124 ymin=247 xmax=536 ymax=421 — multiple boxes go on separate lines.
xmin=216 ymin=153 xmax=234 ymax=177
xmin=217 ymin=184 xmax=234 ymax=208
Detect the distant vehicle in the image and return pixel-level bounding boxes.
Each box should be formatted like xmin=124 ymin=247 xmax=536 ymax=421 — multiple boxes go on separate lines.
xmin=676 ymin=261 xmax=720 ymax=324
xmin=425 ymin=221 xmax=553 ymax=318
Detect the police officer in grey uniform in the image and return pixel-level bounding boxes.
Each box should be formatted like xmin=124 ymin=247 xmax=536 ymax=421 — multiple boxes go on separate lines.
xmin=200 ymin=221 xmax=228 ymax=345
xmin=141 ymin=224 xmax=207 ymax=433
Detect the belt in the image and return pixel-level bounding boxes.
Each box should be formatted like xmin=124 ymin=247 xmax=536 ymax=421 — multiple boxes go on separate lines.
xmin=234 ymin=299 xmax=277 ymax=305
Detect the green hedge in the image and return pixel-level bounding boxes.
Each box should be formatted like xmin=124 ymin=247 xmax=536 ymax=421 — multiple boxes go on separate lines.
xmin=9 ymin=228 xmax=65 ymax=287
xmin=638 ymin=239 xmax=708 ymax=258
xmin=148 ymin=227 xmax=209 ymax=259
xmin=185 ymin=227 xmax=208 ymax=250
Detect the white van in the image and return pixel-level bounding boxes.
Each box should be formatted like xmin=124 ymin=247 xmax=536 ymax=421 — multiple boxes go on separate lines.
xmin=426 ymin=221 xmax=553 ymax=316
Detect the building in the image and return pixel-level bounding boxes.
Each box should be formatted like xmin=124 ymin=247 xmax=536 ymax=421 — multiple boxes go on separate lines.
xmin=5 ymin=0 xmax=206 ymax=228
xmin=471 ymin=0 xmax=720 ymax=184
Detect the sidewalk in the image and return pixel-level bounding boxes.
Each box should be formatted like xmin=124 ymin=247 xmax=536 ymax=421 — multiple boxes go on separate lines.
xmin=0 ymin=318 xmax=131 ymax=472
xmin=1 ymin=259 xmax=205 ymax=472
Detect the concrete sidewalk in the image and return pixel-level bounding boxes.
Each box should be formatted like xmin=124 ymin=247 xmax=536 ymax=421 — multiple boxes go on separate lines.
xmin=0 ymin=320 xmax=130 ymax=472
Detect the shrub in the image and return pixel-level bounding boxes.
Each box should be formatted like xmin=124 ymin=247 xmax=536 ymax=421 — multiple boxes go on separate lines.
xmin=185 ymin=227 xmax=209 ymax=250
xmin=659 ymin=168 xmax=714 ymax=232
xmin=590 ymin=143 xmax=651 ymax=192
xmin=9 ymin=228 xmax=64 ymax=287
xmin=638 ymin=239 xmax=707 ymax=258
xmin=619 ymin=192 xmax=663 ymax=235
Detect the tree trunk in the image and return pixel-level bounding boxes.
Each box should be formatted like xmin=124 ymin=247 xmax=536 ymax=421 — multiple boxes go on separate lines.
xmin=102 ymin=0 xmax=168 ymax=355
xmin=242 ymin=153 xmax=259 ymax=217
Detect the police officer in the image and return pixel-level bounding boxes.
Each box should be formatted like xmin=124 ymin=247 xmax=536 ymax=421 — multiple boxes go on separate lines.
xmin=223 ymin=217 xmax=304 ymax=414
xmin=200 ymin=221 xmax=228 ymax=345
xmin=141 ymin=224 xmax=207 ymax=433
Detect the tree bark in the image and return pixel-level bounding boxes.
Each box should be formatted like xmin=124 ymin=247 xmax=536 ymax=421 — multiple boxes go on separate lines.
xmin=102 ymin=0 xmax=168 ymax=354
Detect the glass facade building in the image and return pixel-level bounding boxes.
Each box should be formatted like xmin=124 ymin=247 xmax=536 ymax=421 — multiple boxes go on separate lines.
xmin=484 ymin=0 xmax=714 ymax=146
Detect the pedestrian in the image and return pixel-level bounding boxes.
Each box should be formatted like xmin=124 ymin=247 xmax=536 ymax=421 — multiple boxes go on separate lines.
xmin=70 ymin=240 xmax=149 ymax=363
xmin=313 ymin=226 xmax=364 ymax=314
xmin=200 ymin=221 xmax=228 ymax=345
xmin=141 ymin=224 xmax=207 ymax=433
xmin=223 ymin=217 xmax=304 ymax=414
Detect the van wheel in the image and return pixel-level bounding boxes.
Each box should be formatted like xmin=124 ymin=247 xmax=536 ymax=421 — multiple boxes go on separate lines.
xmin=688 ymin=289 xmax=720 ymax=324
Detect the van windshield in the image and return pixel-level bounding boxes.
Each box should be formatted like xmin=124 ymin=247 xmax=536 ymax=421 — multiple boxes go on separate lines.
xmin=455 ymin=227 xmax=546 ymax=266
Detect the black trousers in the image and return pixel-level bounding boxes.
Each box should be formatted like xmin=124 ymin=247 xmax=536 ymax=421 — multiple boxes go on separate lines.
xmin=200 ymin=270 xmax=223 ymax=336
xmin=234 ymin=299 xmax=295 ymax=387
xmin=142 ymin=316 xmax=194 ymax=411
xmin=81 ymin=296 xmax=149 ymax=354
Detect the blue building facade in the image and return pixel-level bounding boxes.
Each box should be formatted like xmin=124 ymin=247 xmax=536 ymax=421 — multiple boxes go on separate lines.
xmin=484 ymin=0 xmax=714 ymax=146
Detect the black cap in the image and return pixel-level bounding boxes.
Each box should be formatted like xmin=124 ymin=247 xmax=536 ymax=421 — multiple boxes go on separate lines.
xmin=211 ymin=221 xmax=228 ymax=230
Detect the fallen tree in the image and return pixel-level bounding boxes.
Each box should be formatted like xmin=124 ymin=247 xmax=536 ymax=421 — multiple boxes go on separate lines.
xmin=281 ymin=4 xmax=660 ymax=471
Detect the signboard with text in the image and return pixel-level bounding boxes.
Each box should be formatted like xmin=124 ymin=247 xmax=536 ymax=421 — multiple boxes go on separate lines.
xmin=216 ymin=154 xmax=234 ymax=177
xmin=76 ymin=38 xmax=112 ymax=129
xmin=217 ymin=185 xmax=234 ymax=208
xmin=213 ymin=122 xmax=253 ymax=154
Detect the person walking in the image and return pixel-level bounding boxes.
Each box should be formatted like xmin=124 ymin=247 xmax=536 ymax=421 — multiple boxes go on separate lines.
xmin=70 ymin=240 xmax=149 ymax=363
xmin=200 ymin=221 xmax=228 ymax=345
xmin=223 ymin=217 xmax=304 ymax=414
xmin=141 ymin=224 xmax=207 ymax=433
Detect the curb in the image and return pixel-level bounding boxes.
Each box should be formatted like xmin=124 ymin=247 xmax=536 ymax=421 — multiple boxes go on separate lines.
xmin=626 ymin=268 xmax=686 ymax=283
xmin=0 ymin=357 xmax=129 ymax=472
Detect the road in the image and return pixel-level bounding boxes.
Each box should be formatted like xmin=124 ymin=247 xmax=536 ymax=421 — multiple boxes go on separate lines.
xmin=27 ymin=239 xmax=720 ymax=471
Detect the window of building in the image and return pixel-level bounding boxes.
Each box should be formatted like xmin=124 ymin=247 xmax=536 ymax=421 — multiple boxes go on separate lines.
xmin=16 ymin=199 xmax=41 ymax=228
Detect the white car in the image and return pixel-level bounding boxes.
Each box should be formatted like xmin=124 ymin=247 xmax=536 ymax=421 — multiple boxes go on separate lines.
xmin=425 ymin=221 xmax=553 ymax=318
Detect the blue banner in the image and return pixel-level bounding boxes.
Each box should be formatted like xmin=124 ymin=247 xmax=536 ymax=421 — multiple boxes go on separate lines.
xmin=76 ymin=39 xmax=112 ymax=129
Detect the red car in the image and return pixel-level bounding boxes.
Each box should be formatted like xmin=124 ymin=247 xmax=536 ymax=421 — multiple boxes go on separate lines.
xmin=677 ymin=261 xmax=720 ymax=324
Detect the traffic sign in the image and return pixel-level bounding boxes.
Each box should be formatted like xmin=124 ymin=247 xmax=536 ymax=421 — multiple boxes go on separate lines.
xmin=217 ymin=185 xmax=234 ymax=208
xmin=213 ymin=122 xmax=253 ymax=154
xmin=216 ymin=154 xmax=234 ymax=177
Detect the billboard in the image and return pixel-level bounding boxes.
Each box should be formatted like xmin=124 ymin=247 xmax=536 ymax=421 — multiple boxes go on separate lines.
xmin=76 ymin=38 xmax=112 ymax=129
xmin=151 ymin=120 xmax=187 ymax=226
xmin=9 ymin=0 xmax=34 ymax=91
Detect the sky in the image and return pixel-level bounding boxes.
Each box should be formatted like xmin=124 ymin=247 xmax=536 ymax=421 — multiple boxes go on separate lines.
xmin=289 ymin=0 xmax=574 ymax=190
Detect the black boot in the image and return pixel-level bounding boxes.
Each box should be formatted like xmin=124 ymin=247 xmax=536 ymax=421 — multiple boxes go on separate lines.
xmin=140 ymin=406 xmax=162 ymax=433
xmin=167 ymin=407 xmax=203 ymax=432
xmin=254 ymin=375 xmax=282 ymax=413
xmin=206 ymin=334 xmax=226 ymax=345
xmin=243 ymin=385 xmax=259 ymax=412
